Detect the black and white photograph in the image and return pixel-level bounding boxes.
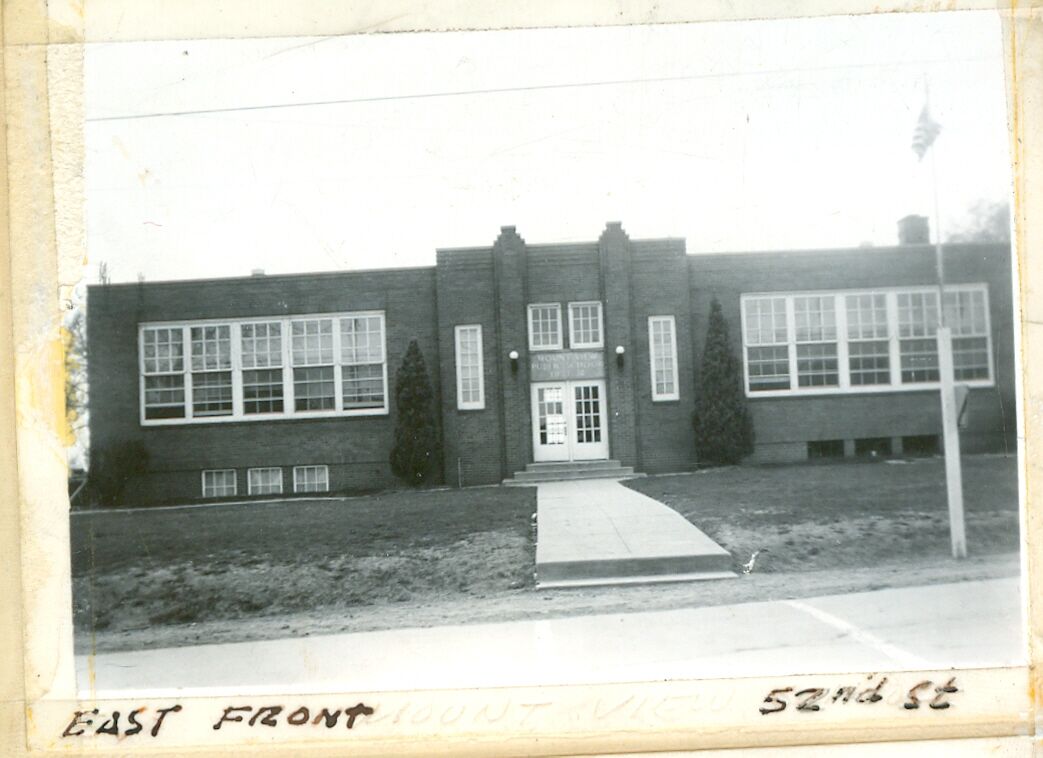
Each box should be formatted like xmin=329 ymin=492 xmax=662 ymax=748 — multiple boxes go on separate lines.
xmin=67 ymin=8 xmax=1024 ymax=703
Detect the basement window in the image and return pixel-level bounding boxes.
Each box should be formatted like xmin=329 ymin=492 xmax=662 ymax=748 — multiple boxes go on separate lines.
xmin=902 ymin=434 xmax=940 ymax=457
xmin=807 ymin=440 xmax=845 ymax=460
xmin=854 ymin=437 xmax=892 ymax=458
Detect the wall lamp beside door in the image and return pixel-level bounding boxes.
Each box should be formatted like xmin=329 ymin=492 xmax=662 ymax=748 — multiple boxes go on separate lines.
xmin=615 ymin=345 xmax=625 ymax=368
xmin=508 ymin=349 xmax=520 ymax=374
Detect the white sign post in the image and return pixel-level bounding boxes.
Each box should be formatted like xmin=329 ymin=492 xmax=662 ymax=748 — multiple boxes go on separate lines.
xmin=936 ymin=326 xmax=968 ymax=559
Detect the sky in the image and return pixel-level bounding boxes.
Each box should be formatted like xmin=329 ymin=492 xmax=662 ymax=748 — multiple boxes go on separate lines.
xmin=85 ymin=10 xmax=1012 ymax=283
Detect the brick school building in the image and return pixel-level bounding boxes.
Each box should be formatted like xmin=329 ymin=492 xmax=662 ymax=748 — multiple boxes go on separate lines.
xmin=86 ymin=220 xmax=1016 ymax=504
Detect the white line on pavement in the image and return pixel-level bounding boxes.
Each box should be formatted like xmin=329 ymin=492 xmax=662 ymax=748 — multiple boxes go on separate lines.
xmin=784 ymin=599 xmax=933 ymax=670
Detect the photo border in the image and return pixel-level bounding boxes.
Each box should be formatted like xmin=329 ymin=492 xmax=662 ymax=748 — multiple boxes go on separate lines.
xmin=2 ymin=1 xmax=1040 ymax=755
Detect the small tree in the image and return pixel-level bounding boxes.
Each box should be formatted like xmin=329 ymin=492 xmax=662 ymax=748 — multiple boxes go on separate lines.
xmin=389 ymin=340 xmax=440 ymax=486
xmin=692 ymin=298 xmax=754 ymax=465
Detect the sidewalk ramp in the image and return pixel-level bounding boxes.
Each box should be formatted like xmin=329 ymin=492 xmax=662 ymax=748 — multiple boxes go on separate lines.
xmin=534 ymin=479 xmax=736 ymax=589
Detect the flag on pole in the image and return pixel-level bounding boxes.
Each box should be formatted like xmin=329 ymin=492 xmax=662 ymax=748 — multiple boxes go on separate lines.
xmin=911 ymin=105 xmax=942 ymax=160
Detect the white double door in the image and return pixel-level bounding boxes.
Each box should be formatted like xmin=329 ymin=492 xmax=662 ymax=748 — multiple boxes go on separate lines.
xmin=531 ymin=380 xmax=609 ymax=462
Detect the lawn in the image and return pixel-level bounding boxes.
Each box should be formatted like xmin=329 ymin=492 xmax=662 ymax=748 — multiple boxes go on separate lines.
xmin=71 ymin=455 xmax=1021 ymax=653
xmin=71 ymin=487 xmax=536 ymax=640
xmin=625 ymin=455 xmax=1021 ymax=574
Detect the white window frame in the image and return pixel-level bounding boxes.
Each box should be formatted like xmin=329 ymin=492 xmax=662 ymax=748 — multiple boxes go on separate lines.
xmin=201 ymin=469 xmax=237 ymax=498
xmin=247 ymin=467 xmax=284 ymax=496
xmin=293 ymin=465 xmax=330 ymax=494
xmin=141 ymin=326 xmax=187 ymax=420
xmin=740 ymin=284 xmax=994 ymax=398
xmin=527 ymin=303 xmax=563 ymax=351
xmin=567 ymin=301 xmax=604 ymax=349
xmin=139 ymin=311 xmax=389 ymax=426
xmin=454 ymin=324 xmax=485 ymax=410
xmin=648 ymin=315 xmax=680 ymax=401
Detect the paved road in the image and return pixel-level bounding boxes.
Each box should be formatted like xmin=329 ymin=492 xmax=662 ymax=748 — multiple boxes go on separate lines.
xmin=76 ymin=578 xmax=1023 ymax=698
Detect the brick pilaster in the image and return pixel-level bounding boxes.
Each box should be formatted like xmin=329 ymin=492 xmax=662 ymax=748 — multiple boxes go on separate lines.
xmin=598 ymin=222 xmax=639 ymax=467
xmin=492 ymin=226 xmax=532 ymax=478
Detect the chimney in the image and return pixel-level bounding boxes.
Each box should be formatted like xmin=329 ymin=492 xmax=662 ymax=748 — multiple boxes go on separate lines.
xmin=250 ymin=268 xmax=266 ymax=276
xmin=897 ymin=215 xmax=929 ymax=245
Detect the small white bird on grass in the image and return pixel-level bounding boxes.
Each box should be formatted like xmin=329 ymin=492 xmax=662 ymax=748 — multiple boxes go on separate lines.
xmin=742 ymin=549 xmax=767 ymax=575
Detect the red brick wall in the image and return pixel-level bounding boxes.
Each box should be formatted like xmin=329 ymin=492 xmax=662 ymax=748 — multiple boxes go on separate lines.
xmin=87 ymin=267 xmax=442 ymax=504
xmin=87 ymin=234 xmax=1016 ymax=505
xmin=629 ymin=240 xmax=697 ymax=473
xmin=435 ymin=248 xmax=505 ymax=486
xmin=688 ymin=242 xmax=1017 ymax=461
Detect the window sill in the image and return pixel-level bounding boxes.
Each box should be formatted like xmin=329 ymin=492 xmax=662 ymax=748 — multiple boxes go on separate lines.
xmin=745 ymin=379 xmax=994 ymax=399
xmin=141 ymin=407 xmax=390 ymax=427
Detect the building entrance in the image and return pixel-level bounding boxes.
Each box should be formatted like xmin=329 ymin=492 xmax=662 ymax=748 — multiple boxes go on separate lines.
xmin=530 ymin=380 xmax=609 ymax=462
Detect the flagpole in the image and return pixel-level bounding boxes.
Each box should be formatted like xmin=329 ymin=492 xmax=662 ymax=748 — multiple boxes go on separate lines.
xmin=922 ymin=82 xmax=967 ymax=560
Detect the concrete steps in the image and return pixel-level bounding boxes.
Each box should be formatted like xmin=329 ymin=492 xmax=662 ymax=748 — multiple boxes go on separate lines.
xmin=503 ymin=459 xmax=644 ymax=485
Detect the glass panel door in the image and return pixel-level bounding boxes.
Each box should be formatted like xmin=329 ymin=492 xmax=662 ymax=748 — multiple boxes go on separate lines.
xmin=531 ymin=381 xmax=610 ymax=462
xmin=531 ymin=384 xmax=570 ymax=461
xmin=571 ymin=381 xmax=609 ymax=460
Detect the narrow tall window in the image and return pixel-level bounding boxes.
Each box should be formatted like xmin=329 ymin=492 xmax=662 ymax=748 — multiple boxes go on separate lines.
xmin=845 ymin=293 xmax=890 ymax=385
xmin=944 ymin=288 xmax=991 ymax=380
xmin=247 ymin=467 xmax=283 ymax=495
xmin=202 ymin=469 xmax=237 ymax=498
xmin=897 ymin=291 xmax=940 ymax=383
xmin=340 ymin=315 xmax=386 ymax=409
xmin=455 ymin=325 xmax=484 ymax=410
xmin=142 ymin=327 xmax=186 ymax=419
xmin=649 ymin=315 xmax=679 ymax=401
xmin=743 ymin=297 xmax=790 ymax=391
xmin=190 ymin=325 xmax=233 ymax=416
xmin=528 ymin=304 xmax=562 ymax=351
xmin=568 ymin=302 xmax=603 ymax=349
xmin=241 ymin=321 xmax=284 ymax=414
xmin=294 ymin=465 xmax=329 ymax=493
xmin=793 ymin=295 xmax=839 ymax=387
xmin=291 ymin=318 xmax=336 ymax=411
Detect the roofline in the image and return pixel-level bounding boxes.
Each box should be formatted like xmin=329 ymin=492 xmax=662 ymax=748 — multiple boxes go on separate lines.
xmin=686 ymin=240 xmax=1011 ymax=260
xmin=87 ymin=263 xmax=436 ymax=290
xmin=437 ymin=236 xmax=687 ymax=254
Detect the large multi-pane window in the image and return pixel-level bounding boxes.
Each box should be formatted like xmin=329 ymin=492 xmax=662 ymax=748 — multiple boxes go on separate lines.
xmin=142 ymin=327 xmax=186 ymax=419
xmin=741 ymin=285 xmax=993 ymax=395
xmin=454 ymin=325 xmax=484 ymax=410
xmin=743 ymin=297 xmax=790 ymax=391
xmin=190 ymin=325 xmax=233 ymax=417
xmin=568 ymin=302 xmax=604 ymax=349
xmin=793 ymin=296 xmax=839 ymax=387
xmin=945 ymin=289 xmax=991 ymax=380
xmin=897 ymin=291 xmax=940 ymax=383
xmin=241 ymin=321 xmax=284 ymax=414
xmin=341 ymin=315 xmax=386 ymax=409
xmin=291 ymin=318 xmax=336 ymax=411
xmin=140 ymin=311 xmax=387 ymax=425
xmin=846 ymin=294 xmax=891 ymax=385
xmin=528 ymin=304 xmax=563 ymax=351
xmin=648 ymin=315 xmax=679 ymax=401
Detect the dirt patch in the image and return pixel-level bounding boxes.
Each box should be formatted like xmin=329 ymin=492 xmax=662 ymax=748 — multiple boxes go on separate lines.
xmin=74 ymin=530 xmax=532 ymax=634
xmin=81 ymin=552 xmax=1019 ymax=654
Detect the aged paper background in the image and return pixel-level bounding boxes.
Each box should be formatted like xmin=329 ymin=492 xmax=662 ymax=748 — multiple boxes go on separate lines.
xmin=2 ymin=0 xmax=1041 ymax=755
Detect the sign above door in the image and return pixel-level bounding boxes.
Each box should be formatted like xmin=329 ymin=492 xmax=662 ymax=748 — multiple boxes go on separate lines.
xmin=529 ymin=350 xmax=606 ymax=381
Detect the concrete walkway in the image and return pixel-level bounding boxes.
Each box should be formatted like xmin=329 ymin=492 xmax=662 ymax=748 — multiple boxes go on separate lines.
xmin=534 ymin=478 xmax=735 ymax=588
xmin=76 ymin=578 xmax=1023 ymax=697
